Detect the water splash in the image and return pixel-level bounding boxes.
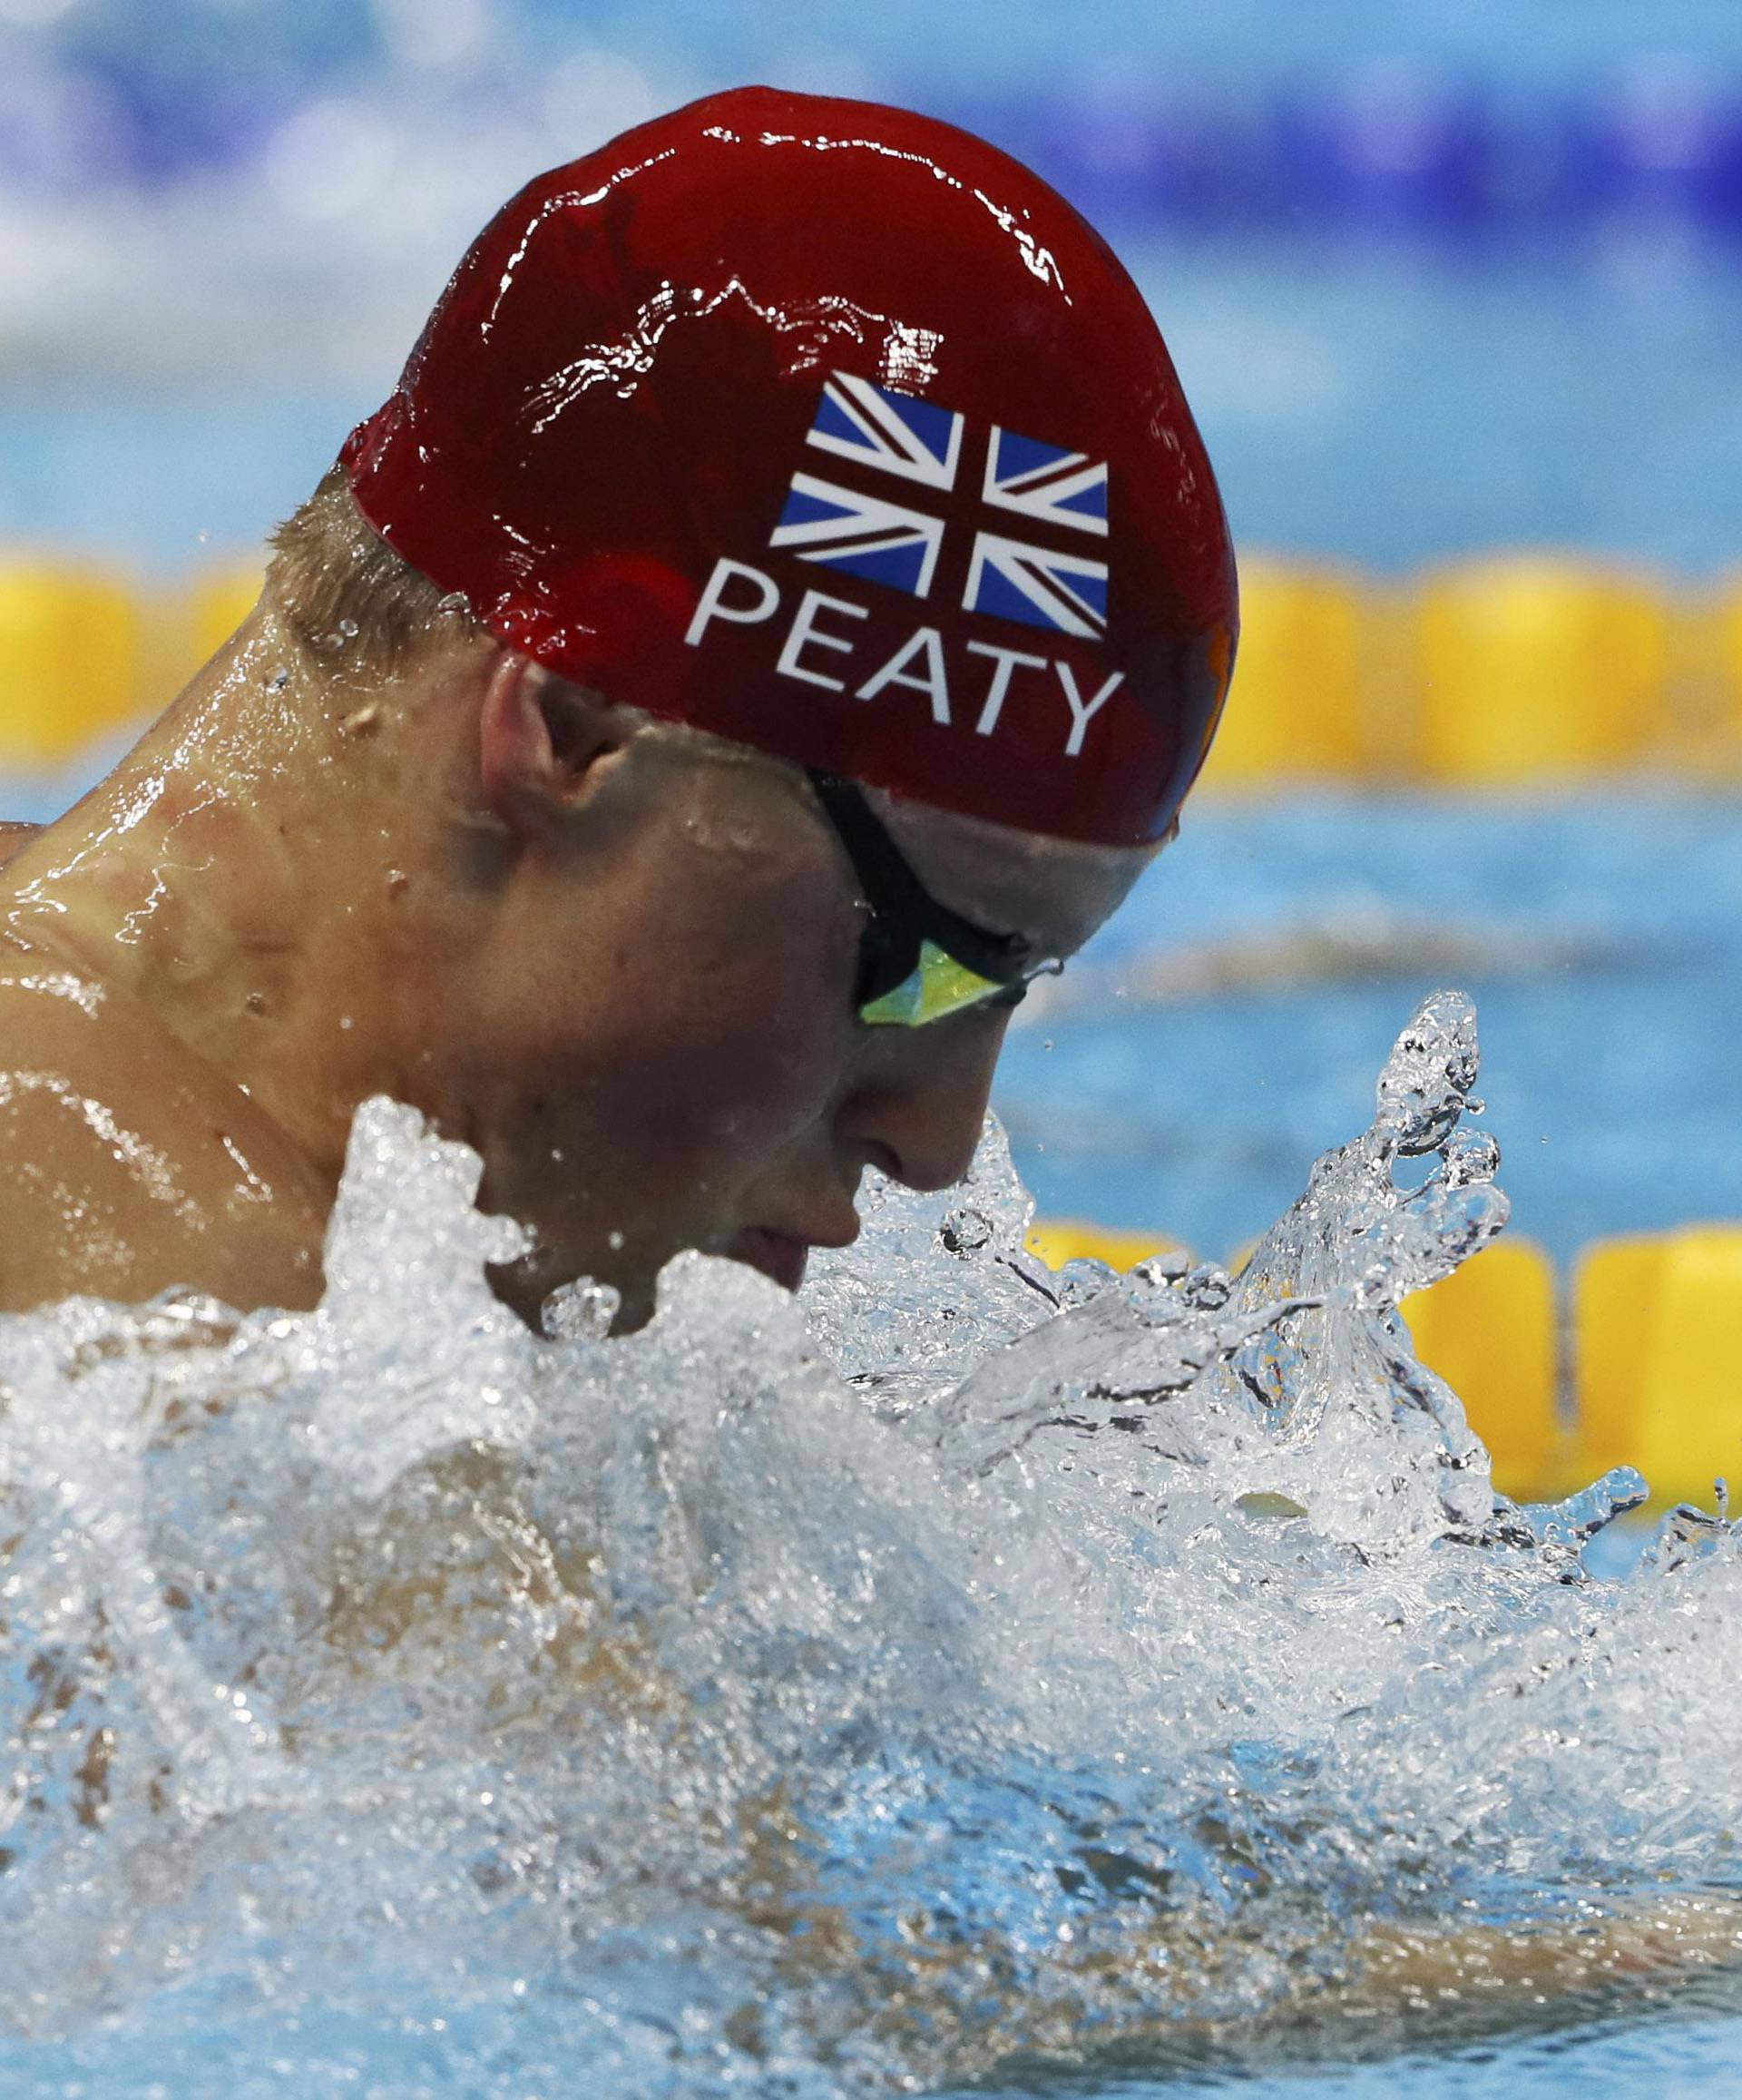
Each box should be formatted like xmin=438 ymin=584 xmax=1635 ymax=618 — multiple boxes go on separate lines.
xmin=0 ymin=992 xmax=1737 ymax=2095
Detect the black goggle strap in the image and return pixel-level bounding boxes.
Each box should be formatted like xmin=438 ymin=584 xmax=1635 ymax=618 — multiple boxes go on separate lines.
xmin=805 ymin=770 xmax=1034 ymax=1006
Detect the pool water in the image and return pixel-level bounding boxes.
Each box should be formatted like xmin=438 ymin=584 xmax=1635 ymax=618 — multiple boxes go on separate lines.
xmin=996 ymin=791 xmax=1742 ymax=1265
xmin=4 ymin=33 xmax=1741 ymax=2085
xmin=0 ymin=996 xmax=1736 ymax=2096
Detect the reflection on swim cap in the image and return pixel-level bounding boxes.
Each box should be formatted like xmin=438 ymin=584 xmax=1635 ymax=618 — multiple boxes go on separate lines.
xmin=343 ymin=86 xmax=1237 ymax=843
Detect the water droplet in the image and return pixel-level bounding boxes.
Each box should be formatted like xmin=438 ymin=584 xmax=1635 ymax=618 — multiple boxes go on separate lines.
xmin=541 ymin=1278 xmax=620 ymax=1341
xmin=940 ymin=1206 xmax=992 ymax=1255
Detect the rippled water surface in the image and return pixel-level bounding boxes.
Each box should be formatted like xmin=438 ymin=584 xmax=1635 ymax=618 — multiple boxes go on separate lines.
xmin=0 ymin=991 xmax=1737 ymax=2095
xmin=995 ymin=792 xmax=1742 ymax=1263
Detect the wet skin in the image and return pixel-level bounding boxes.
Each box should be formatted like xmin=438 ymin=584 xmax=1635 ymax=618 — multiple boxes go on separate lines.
xmin=0 ymin=595 xmax=1148 ymax=1327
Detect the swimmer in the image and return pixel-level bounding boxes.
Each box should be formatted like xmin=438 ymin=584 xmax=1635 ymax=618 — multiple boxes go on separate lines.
xmin=0 ymin=88 xmax=1235 ymax=1330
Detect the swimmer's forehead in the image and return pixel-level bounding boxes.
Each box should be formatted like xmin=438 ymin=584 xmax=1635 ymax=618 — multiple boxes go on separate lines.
xmin=870 ymin=790 xmax=1156 ymax=960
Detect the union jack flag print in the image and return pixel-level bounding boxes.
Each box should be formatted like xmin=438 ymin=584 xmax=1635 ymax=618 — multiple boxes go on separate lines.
xmin=769 ymin=371 xmax=1110 ymax=641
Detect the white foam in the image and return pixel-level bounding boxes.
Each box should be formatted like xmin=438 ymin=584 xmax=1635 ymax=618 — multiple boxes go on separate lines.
xmin=0 ymin=991 xmax=1734 ymax=2092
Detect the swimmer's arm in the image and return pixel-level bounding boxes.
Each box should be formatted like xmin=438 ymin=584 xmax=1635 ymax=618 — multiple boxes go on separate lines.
xmin=0 ymin=978 xmax=327 ymax=1314
xmin=1323 ymin=1894 xmax=1742 ymax=2016
xmin=823 ymin=1892 xmax=1742 ymax=2066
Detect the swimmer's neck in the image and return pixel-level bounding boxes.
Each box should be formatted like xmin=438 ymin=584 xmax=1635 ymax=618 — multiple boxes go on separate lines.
xmin=0 ymin=604 xmax=504 ymax=1182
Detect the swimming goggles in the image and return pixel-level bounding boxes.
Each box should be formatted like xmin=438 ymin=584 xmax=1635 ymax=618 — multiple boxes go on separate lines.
xmin=806 ymin=770 xmax=1056 ymax=1027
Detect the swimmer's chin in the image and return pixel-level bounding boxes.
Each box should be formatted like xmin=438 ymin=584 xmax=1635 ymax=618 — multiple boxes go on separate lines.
xmin=487 ymin=1251 xmax=649 ymax=1336
xmin=553 ymin=1243 xmax=798 ymax=1334
xmin=725 ymin=1226 xmax=809 ymax=1294
xmin=585 ymin=1232 xmax=807 ymax=1332
xmin=488 ymin=1225 xmax=810 ymax=1337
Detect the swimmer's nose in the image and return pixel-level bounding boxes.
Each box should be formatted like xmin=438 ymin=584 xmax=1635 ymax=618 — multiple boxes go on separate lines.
xmin=837 ymin=1016 xmax=1007 ymax=1195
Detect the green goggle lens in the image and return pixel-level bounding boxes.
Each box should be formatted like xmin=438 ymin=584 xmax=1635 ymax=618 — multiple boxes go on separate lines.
xmin=857 ymin=939 xmax=1020 ymax=1027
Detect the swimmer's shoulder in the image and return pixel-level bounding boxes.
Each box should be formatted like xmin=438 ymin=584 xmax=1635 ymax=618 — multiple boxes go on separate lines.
xmin=0 ymin=959 xmax=328 ymax=1316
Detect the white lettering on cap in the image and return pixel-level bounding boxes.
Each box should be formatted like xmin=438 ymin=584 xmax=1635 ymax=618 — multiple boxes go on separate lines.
xmin=1056 ymin=662 xmax=1125 ymax=757
xmin=856 ymin=627 xmax=951 ymax=725
xmin=776 ymin=588 xmax=868 ymax=690
xmin=965 ymin=639 xmax=1047 ymax=737
xmin=684 ymin=556 xmax=780 ymax=647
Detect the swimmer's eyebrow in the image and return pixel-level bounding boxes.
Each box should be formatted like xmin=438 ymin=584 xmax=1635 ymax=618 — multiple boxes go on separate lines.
xmin=874 ymin=810 xmax=1140 ymax=967
xmin=876 ymin=854 xmax=1073 ymax=966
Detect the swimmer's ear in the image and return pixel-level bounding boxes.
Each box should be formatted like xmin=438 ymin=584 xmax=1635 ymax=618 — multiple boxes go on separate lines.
xmin=477 ymin=653 xmax=630 ymax=839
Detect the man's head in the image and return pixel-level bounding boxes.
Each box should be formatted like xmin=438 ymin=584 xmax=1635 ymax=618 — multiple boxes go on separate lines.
xmin=257 ymin=475 xmax=1148 ymax=1326
xmin=340 ymin=84 xmax=1237 ymax=846
xmin=240 ymin=86 xmax=1235 ymax=1326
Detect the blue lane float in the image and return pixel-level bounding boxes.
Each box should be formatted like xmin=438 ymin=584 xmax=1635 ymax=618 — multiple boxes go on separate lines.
xmin=866 ymin=73 xmax=1742 ymax=236
xmin=17 ymin=44 xmax=1742 ymax=233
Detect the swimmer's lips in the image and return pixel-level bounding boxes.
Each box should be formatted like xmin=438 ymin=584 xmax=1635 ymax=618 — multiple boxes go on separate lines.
xmin=729 ymin=1225 xmax=816 ymax=1293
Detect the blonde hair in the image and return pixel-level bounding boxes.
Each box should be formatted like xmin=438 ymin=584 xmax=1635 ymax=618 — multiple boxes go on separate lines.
xmin=265 ymin=462 xmax=490 ymax=675
xmin=263 ymin=463 xmax=1160 ymax=884
xmin=262 ymin=461 xmax=774 ymax=793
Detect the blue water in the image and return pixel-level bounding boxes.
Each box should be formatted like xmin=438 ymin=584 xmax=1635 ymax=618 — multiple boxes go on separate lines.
xmin=994 ymin=792 xmax=1742 ymax=1263
xmin=0 ymin=759 xmax=1729 ymax=1263
xmin=1132 ymin=229 xmax=1742 ymax=573
xmin=0 ymin=1034 xmax=1733 ymax=2100
xmin=971 ymin=2012 xmax=1742 ymax=2095
xmin=29 ymin=0 xmax=1742 ymax=147
xmin=7 ymin=1992 xmax=1740 ymax=2096
xmin=10 ymin=1989 xmax=1739 ymax=2096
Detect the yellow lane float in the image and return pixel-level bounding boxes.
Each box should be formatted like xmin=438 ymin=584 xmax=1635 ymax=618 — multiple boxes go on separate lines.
xmin=1413 ymin=555 xmax=1671 ymax=785
xmin=1399 ymin=1238 xmax=1562 ymax=1497
xmin=1023 ymin=1219 xmax=1179 ymax=1271
xmin=0 ymin=559 xmax=147 ymax=764
xmin=4 ymin=551 xmax=1742 ymax=786
xmin=190 ymin=565 xmax=267 ymax=668
xmin=3 ymin=550 xmax=1742 ymax=790
xmin=1194 ymin=557 xmax=1372 ymax=790
xmin=1574 ymin=1227 xmax=1742 ymax=1510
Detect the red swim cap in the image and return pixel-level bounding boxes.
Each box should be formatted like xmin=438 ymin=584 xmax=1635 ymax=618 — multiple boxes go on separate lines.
xmin=342 ymin=87 xmax=1236 ymax=845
